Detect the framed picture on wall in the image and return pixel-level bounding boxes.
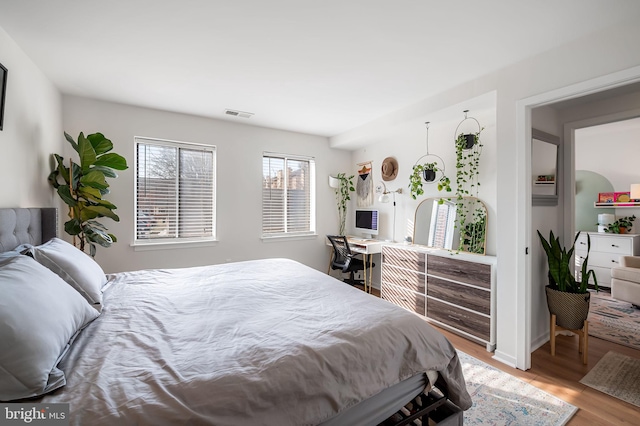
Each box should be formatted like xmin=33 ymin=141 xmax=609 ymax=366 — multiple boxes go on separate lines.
xmin=0 ymin=62 xmax=6 ymax=131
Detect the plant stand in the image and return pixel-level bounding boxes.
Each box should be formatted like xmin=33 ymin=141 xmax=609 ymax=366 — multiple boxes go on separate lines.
xmin=550 ymin=314 xmax=589 ymax=365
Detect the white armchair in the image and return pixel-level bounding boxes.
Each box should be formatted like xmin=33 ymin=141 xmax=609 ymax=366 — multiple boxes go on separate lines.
xmin=611 ymin=256 xmax=640 ymax=308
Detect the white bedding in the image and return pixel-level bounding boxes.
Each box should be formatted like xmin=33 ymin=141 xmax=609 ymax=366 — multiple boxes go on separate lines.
xmin=39 ymin=258 xmax=471 ymax=425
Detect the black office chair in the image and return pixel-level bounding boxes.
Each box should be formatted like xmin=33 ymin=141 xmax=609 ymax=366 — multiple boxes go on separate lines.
xmin=327 ymin=235 xmax=373 ymax=287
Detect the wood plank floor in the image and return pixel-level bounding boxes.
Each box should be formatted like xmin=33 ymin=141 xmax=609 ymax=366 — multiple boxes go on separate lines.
xmin=365 ymin=287 xmax=640 ymax=425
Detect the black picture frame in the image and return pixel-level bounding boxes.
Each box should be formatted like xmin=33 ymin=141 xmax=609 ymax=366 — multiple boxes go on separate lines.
xmin=0 ymin=62 xmax=7 ymax=131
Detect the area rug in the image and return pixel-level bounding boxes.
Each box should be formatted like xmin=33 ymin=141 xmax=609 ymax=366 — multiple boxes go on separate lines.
xmin=458 ymin=351 xmax=577 ymax=425
xmin=579 ymin=351 xmax=640 ymax=408
xmin=588 ymin=292 xmax=640 ymax=350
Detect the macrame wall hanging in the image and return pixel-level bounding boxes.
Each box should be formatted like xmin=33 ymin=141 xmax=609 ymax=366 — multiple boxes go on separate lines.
xmin=356 ymin=161 xmax=373 ymax=207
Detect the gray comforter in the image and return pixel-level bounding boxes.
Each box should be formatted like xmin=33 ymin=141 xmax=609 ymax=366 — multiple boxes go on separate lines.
xmin=40 ymin=258 xmax=471 ymax=425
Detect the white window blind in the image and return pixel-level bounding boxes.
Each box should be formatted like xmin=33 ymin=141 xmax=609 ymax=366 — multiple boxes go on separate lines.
xmin=135 ymin=137 xmax=216 ymax=243
xmin=262 ymin=153 xmax=316 ymax=237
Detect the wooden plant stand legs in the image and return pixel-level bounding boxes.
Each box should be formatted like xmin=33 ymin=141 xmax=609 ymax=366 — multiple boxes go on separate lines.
xmin=550 ymin=314 xmax=589 ymax=365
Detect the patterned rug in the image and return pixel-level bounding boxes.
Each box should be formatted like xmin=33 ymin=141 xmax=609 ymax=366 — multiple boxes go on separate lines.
xmin=588 ymin=292 xmax=640 ymax=350
xmin=579 ymin=351 xmax=640 ymax=408
xmin=459 ymin=351 xmax=577 ymax=425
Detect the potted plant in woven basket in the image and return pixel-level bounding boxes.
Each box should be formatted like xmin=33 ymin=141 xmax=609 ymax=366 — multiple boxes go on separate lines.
xmin=537 ymin=230 xmax=598 ymax=330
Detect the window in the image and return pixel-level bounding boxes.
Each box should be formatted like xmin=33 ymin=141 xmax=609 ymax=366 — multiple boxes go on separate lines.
xmin=135 ymin=137 xmax=216 ymax=243
xmin=262 ymin=153 xmax=316 ymax=238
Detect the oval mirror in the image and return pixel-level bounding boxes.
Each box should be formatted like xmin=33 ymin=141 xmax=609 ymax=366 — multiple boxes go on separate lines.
xmin=413 ymin=196 xmax=488 ymax=255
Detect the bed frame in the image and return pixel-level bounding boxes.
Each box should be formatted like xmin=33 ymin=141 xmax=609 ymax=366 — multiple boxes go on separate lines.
xmin=0 ymin=207 xmax=463 ymax=425
xmin=0 ymin=207 xmax=57 ymax=251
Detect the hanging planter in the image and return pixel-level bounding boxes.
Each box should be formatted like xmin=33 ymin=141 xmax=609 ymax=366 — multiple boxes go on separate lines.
xmin=462 ymin=133 xmax=476 ymax=149
xmin=453 ymin=111 xmax=484 ymax=252
xmin=408 ymin=122 xmax=451 ymax=200
xmin=422 ymin=168 xmax=436 ymax=182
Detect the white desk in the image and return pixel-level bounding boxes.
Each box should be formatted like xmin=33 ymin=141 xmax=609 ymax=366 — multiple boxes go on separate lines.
xmin=326 ymin=237 xmax=382 ymax=293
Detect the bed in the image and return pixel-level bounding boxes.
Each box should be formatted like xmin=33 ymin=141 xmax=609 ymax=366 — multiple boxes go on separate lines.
xmin=0 ymin=208 xmax=471 ymax=425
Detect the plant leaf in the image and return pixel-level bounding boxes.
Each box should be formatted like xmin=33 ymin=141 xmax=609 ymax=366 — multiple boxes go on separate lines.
xmin=64 ymin=218 xmax=82 ymax=236
xmin=64 ymin=132 xmax=79 ymax=153
xmin=80 ymin=170 xmax=108 ymax=190
xmin=77 ymin=132 xmax=97 ymax=170
xmin=57 ymin=185 xmax=77 ymax=207
xmin=84 ymin=205 xmax=120 ymax=221
xmin=94 ymin=153 xmax=128 ymax=170
xmin=86 ymin=133 xmax=113 ymax=155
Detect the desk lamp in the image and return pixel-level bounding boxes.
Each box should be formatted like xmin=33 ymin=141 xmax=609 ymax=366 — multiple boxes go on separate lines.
xmin=376 ymin=182 xmax=402 ymax=242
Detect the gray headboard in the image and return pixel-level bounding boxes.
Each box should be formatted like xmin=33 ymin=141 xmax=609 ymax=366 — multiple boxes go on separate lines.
xmin=0 ymin=208 xmax=57 ymax=252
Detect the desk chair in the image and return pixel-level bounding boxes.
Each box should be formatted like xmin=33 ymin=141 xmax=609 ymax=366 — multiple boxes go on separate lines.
xmin=327 ymin=235 xmax=373 ymax=287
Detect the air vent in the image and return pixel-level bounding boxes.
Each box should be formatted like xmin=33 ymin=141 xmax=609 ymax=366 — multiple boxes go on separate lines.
xmin=224 ymin=109 xmax=254 ymax=119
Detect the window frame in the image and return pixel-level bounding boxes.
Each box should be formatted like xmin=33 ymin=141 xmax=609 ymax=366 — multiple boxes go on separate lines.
xmin=133 ymin=136 xmax=217 ymax=248
xmin=261 ymin=151 xmax=316 ymax=240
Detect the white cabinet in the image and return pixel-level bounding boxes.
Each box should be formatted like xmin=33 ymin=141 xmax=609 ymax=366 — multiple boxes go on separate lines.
xmin=575 ymin=232 xmax=640 ymax=288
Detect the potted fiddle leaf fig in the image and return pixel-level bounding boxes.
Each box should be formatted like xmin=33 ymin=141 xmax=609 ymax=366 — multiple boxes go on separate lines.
xmin=48 ymin=131 xmax=128 ymax=257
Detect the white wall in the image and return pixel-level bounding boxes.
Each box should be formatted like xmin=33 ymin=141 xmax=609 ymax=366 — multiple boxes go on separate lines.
xmin=62 ymin=96 xmax=350 ymax=274
xmin=332 ymin=18 xmax=640 ymax=368
xmin=0 ymin=26 xmax=62 ymax=210
xmin=576 ymin=117 xmax=640 ymax=196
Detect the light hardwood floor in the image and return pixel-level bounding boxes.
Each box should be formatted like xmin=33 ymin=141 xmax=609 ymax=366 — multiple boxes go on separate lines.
xmin=365 ymin=287 xmax=640 ymax=425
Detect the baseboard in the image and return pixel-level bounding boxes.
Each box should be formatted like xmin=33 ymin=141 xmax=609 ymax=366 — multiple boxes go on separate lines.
xmin=492 ymin=350 xmax=517 ymax=368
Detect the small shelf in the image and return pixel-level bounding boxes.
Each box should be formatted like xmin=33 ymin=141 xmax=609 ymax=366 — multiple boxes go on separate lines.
xmin=594 ymin=202 xmax=640 ymax=208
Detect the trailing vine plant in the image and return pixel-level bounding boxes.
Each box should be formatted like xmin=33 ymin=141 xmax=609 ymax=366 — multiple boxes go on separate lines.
xmin=333 ymin=172 xmax=355 ymax=235
xmin=453 ymin=122 xmax=484 ymax=252
xmin=408 ymin=122 xmax=451 ymax=202
xmin=409 ymin=162 xmax=451 ymax=200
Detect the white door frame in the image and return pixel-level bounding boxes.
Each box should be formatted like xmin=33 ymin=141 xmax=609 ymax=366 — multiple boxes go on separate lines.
xmin=515 ymin=65 xmax=640 ymax=370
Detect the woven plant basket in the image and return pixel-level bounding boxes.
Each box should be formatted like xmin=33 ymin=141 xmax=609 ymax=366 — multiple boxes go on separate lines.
xmin=545 ymin=286 xmax=590 ymax=330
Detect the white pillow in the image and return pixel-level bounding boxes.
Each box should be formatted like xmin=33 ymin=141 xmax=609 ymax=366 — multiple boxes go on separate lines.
xmin=0 ymin=255 xmax=100 ymax=401
xmin=29 ymin=238 xmax=107 ymax=311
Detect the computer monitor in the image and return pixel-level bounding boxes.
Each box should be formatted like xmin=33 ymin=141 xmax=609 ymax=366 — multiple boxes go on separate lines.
xmin=354 ymin=209 xmax=379 ymax=238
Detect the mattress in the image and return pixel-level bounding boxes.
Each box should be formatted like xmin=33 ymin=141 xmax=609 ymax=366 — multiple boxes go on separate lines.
xmin=36 ymin=258 xmax=470 ymax=425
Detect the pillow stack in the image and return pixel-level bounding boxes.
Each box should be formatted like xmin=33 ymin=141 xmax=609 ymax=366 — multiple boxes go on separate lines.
xmin=0 ymin=238 xmax=107 ymax=401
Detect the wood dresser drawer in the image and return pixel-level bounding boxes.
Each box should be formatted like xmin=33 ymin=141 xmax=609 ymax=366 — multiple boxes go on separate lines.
xmin=427 ymin=276 xmax=490 ymax=315
xmin=382 ymin=246 xmax=425 ymax=273
xmin=427 ymin=256 xmax=491 ymax=289
xmin=382 ymin=266 xmax=425 ymax=293
xmin=427 ymin=298 xmax=490 ymax=341
xmin=382 ymin=284 xmax=425 ymax=316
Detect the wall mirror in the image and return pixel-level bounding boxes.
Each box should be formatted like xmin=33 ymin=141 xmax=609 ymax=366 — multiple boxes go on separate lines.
xmin=413 ymin=196 xmax=488 ymax=255
xmin=532 ymin=128 xmax=560 ymax=206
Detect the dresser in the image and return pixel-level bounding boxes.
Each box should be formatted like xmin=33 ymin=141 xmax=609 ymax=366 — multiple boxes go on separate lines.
xmin=575 ymin=232 xmax=640 ymax=288
xmin=380 ymin=244 xmax=496 ymax=351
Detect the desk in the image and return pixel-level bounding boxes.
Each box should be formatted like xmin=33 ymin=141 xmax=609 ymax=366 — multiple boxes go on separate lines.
xmin=326 ymin=237 xmax=382 ymax=293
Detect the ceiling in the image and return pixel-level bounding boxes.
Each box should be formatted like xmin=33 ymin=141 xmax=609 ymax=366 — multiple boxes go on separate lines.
xmin=1 ymin=1 xmax=639 ymax=137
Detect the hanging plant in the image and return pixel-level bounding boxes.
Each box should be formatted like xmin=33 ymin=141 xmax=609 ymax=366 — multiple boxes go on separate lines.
xmin=332 ymin=172 xmax=355 ymax=235
xmin=409 ymin=162 xmax=451 ymax=200
xmin=408 ymin=122 xmax=451 ymax=200
xmin=452 ymin=110 xmax=484 ymax=252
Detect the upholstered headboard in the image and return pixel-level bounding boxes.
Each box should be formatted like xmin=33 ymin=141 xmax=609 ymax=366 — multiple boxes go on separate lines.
xmin=0 ymin=208 xmax=57 ymax=252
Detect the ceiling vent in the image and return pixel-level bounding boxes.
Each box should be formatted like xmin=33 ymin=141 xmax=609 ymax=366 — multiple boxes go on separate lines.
xmin=224 ymin=109 xmax=254 ymax=119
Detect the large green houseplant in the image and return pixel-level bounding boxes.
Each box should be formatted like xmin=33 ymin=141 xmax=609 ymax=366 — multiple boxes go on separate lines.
xmin=48 ymin=132 xmax=128 ymax=257
xmin=537 ymin=230 xmax=598 ymax=329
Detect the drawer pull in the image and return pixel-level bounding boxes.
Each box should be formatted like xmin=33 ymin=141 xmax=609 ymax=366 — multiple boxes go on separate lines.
xmin=611 ymin=244 xmax=619 ymax=248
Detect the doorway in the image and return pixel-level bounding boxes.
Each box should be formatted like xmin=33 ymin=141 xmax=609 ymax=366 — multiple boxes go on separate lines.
xmin=517 ymin=66 xmax=640 ymax=370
